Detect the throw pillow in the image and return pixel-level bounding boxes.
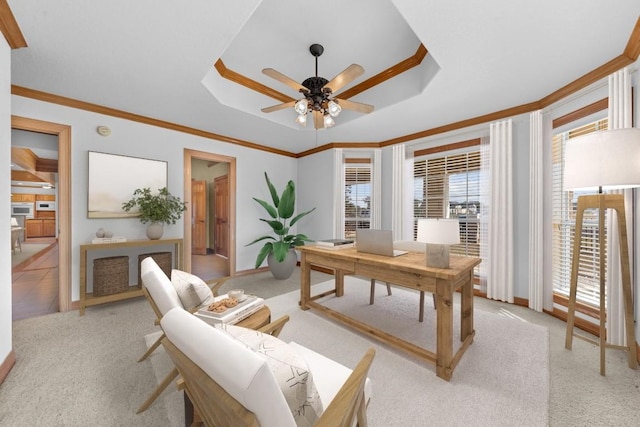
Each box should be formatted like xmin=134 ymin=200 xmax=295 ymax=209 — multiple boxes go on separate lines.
xmin=217 ymin=324 xmax=324 ymax=427
xmin=170 ymin=269 xmax=215 ymax=311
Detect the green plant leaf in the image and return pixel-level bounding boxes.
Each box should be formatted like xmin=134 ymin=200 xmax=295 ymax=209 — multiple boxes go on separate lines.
xmin=278 ymin=181 xmax=296 ymax=219
xmin=260 ymin=218 xmax=284 ymax=233
xmin=252 ymin=197 xmax=277 ymax=219
xmin=289 ymin=207 xmax=316 ymax=227
xmin=121 ymin=186 xmax=186 ymax=224
xmin=265 ymin=172 xmax=280 ymax=208
xmin=272 ymin=241 xmax=290 ymax=262
xmin=245 ymin=235 xmax=275 ymax=246
xmin=255 ymin=242 xmax=273 ymax=268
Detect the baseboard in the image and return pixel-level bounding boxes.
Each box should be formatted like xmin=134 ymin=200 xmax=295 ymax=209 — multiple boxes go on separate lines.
xmin=0 ymin=350 xmax=16 ymax=385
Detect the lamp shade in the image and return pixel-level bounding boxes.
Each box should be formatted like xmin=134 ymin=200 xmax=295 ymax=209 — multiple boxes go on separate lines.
xmin=416 ymin=218 xmax=460 ymax=245
xmin=563 ymin=128 xmax=640 ymax=191
xmin=11 ymin=217 xmax=19 ymax=227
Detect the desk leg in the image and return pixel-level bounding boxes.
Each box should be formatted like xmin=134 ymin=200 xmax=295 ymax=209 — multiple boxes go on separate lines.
xmin=436 ymin=278 xmax=454 ymax=381
xmin=300 ymin=253 xmax=310 ymax=310
xmin=460 ymin=270 xmax=474 ymax=340
xmin=335 ymin=270 xmax=345 ymax=297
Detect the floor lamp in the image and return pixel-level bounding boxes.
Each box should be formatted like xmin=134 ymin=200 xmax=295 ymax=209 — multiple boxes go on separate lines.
xmin=563 ymin=128 xmax=640 ymax=375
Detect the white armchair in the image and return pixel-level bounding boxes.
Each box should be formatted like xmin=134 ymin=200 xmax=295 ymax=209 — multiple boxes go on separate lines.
xmin=136 ymin=257 xmax=228 ymax=413
xmin=161 ymin=307 xmax=375 ymax=427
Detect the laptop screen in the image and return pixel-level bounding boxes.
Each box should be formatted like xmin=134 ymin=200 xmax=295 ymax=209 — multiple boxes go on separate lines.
xmin=356 ymin=229 xmax=407 ymax=257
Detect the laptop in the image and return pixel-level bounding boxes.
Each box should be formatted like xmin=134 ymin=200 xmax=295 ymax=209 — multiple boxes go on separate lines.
xmin=356 ymin=229 xmax=408 ymax=257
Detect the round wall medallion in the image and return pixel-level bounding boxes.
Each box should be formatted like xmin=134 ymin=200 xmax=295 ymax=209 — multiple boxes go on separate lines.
xmin=96 ymin=126 xmax=111 ymax=136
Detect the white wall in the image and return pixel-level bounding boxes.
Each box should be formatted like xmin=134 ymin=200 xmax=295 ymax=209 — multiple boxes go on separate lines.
xmin=1 ymin=36 xmax=12 ymax=368
xmin=296 ymin=149 xmax=334 ymax=242
xmin=10 ymin=96 xmax=297 ymax=301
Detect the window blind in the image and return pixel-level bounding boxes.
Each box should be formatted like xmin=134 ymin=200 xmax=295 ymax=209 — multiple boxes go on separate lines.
xmin=414 ymin=150 xmax=481 ymax=260
xmin=552 ymin=118 xmax=608 ymax=308
xmin=344 ymin=165 xmax=372 ymax=239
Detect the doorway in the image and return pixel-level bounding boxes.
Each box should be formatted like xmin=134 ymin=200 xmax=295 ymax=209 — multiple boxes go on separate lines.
xmin=11 ymin=116 xmax=72 ymax=315
xmin=183 ymin=149 xmax=236 ymax=280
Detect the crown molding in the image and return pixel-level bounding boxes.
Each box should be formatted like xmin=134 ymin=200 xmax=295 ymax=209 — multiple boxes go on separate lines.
xmin=11 ymin=85 xmax=297 ymax=158
xmin=0 ymin=0 xmax=27 ymax=48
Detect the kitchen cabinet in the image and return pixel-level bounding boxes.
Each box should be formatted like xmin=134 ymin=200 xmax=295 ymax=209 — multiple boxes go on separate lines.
xmin=26 ymin=219 xmax=56 ymax=238
xmin=43 ymin=219 xmax=56 ymax=237
xmin=26 ymin=219 xmax=43 ymax=238
xmin=36 ymin=194 xmax=56 ymax=201
xmin=11 ymin=194 xmax=36 ymax=202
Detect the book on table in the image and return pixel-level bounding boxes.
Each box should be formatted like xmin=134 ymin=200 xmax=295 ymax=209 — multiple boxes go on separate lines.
xmin=316 ymin=239 xmax=355 ymax=248
xmin=195 ymin=294 xmax=264 ymax=325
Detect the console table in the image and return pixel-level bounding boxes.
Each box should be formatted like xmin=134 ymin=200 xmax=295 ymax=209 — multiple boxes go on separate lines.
xmin=79 ymin=238 xmax=183 ymax=315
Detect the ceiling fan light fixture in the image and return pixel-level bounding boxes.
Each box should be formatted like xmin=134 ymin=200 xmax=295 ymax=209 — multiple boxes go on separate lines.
xmin=327 ymin=100 xmax=341 ymax=117
xmin=294 ymin=99 xmax=308 ymax=115
xmin=262 ymin=43 xmax=373 ymax=130
xmin=295 ymin=113 xmax=307 ymax=126
xmin=323 ymin=114 xmax=335 ymax=128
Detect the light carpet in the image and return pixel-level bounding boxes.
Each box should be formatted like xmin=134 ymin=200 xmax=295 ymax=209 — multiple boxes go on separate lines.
xmin=147 ymin=277 xmax=549 ymax=426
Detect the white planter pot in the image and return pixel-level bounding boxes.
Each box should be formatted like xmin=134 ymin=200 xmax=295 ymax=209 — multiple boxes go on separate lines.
xmin=146 ymin=222 xmax=164 ymax=240
xmin=267 ymin=248 xmax=297 ymax=280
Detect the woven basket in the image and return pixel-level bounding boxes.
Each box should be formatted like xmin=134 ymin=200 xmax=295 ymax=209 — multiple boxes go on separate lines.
xmin=93 ymin=256 xmax=129 ymax=296
xmin=138 ymin=251 xmax=172 ymax=285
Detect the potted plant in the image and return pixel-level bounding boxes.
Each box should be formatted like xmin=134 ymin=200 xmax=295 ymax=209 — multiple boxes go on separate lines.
xmin=122 ymin=187 xmax=187 ymax=240
xmin=247 ymin=172 xmax=315 ymax=279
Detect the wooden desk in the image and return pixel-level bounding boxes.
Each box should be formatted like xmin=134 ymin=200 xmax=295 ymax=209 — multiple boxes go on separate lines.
xmin=298 ymin=246 xmax=481 ymax=381
xmin=79 ymin=238 xmax=183 ymax=315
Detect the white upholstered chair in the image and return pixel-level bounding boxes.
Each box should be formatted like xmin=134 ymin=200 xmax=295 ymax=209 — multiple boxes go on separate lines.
xmin=369 ymin=240 xmax=436 ymax=322
xmin=161 ymin=307 xmax=375 ymax=427
xmin=136 ymin=256 xmax=228 ymax=413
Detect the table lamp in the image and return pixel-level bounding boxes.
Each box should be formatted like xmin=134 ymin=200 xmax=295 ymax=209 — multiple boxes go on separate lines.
xmin=417 ymin=218 xmax=460 ymax=268
xmin=563 ymin=127 xmax=640 ymax=375
xmin=11 ymin=217 xmax=19 ymax=227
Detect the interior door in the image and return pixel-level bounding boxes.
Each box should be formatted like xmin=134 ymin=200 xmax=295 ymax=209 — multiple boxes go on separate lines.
xmin=214 ymin=175 xmax=229 ymax=257
xmin=191 ymin=180 xmax=207 ymax=255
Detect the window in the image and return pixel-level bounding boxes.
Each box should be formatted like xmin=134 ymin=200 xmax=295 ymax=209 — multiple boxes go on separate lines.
xmin=344 ymin=164 xmax=371 ymax=239
xmin=552 ymin=117 xmax=609 ymax=309
xmin=414 ymin=144 xmax=481 ymax=260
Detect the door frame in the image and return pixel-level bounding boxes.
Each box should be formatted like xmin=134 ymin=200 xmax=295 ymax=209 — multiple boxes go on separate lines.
xmin=183 ymin=149 xmax=236 ymax=276
xmin=11 ymin=115 xmax=72 ymax=312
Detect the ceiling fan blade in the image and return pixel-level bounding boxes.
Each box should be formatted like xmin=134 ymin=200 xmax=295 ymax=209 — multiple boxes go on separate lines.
xmin=262 ymin=68 xmax=306 ymax=93
xmin=261 ymin=100 xmax=296 ymax=113
xmin=313 ymin=111 xmax=324 ymax=129
xmin=334 ymin=98 xmax=375 ymax=114
xmin=325 ymin=64 xmax=364 ymax=93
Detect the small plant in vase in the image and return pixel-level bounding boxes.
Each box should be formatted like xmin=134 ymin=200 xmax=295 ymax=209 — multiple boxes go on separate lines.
xmin=122 ymin=187 xmax=187 ymax=239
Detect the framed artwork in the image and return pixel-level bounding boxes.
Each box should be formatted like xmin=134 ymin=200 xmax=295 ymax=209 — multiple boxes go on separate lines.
xmin=87 ymin=151 xmax=168 ymax=218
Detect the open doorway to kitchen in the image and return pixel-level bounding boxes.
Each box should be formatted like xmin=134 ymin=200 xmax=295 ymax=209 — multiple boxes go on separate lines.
xmin=11 ymin=116 xmax=71 ymax=320
xmin=183 ymin=149 xmax=236 ymax=281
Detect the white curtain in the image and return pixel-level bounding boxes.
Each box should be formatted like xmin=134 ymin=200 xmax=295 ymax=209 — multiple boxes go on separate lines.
xmin=332 ymin=148 xmax=344 ymax=239
xmin=372 ymin=149 xmax=382 ymax=229
xmin=479 ymin=136 xmax=490 ymax=293
xmin=487 ymin=119 xmax=514 ymax=302
xmin=606 ymin=67 xmax=633 ymax=346
xmin=391 ymin=144 xmax=405 ymax=240
xmin=528 ymin=110 xmax=545 ymax=311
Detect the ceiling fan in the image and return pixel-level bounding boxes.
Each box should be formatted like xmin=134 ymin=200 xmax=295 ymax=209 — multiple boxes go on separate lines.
xmin=261 ymin=43 xmax=374 ymax=129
